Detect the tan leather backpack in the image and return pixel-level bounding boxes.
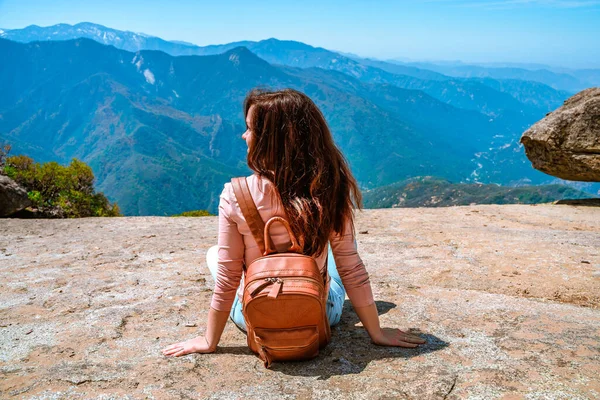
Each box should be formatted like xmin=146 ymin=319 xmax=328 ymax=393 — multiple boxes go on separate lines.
xmin=231 ymin=177 xmax=331 ymax=368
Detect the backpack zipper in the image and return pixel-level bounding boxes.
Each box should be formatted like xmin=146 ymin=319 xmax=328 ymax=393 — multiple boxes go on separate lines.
xmin=250 ymin=277 xmax=281 ymax=297
xmin=249 ymin=276 xmax=323 ymax=299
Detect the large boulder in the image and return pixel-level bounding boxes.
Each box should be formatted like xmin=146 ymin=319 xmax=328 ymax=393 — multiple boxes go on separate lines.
xmin=521 ymin=87 xmax=600 ymax=181
xmin=0 ymin=174 xmax=32 ymax=217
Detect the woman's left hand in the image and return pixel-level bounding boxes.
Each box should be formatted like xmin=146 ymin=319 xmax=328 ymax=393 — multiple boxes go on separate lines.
xmin=161 ymin=336 xmax=215 ymax=357
xmin=371 ymin=327 xmax=426 ymax=348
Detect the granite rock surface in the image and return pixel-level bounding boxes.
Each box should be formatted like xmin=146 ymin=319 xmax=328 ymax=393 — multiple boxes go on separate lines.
xmin=1 ymin=205 xmax=599 ymax=399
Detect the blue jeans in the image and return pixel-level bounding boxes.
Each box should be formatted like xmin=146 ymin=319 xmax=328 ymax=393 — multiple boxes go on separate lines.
xmin=206 ymin=243 xmax=346 ymax=333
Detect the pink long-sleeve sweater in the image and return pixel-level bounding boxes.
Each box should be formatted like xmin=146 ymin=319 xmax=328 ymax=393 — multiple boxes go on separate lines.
xmin=210 ymin=173 xmax=375 ymax=313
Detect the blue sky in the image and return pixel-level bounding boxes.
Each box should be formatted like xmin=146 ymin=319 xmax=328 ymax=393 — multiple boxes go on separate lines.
xmin=0 ymin=0 xmax=598 ymax=68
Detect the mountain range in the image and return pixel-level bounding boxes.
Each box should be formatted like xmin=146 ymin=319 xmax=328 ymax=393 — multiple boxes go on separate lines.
xmin=3 ymin=22 xmax=597 ymax=94
xmin=0 ymin=23 xmax=598 ymax=215
xmin=363 ymin=177 xmax=593 ymax=208
xmin=389 ymin=60 xmax=600 ymax=93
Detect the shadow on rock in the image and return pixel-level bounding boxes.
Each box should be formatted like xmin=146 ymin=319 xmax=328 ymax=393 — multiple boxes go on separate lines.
xmin=263 ymin=300 xmax=449 ymax=379
xmin=555 ymin=198 xmax=600 ymax=207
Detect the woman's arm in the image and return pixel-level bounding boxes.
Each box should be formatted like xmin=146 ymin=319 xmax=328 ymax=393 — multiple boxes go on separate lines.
xmin=330 ymin=217 xmax=425 ymax=347
xmin=162 ymin=183 xmax=244 ymax=357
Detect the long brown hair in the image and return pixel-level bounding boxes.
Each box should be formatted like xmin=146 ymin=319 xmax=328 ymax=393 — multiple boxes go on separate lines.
xmin=243 ymin=88 xmax=362 ymax=258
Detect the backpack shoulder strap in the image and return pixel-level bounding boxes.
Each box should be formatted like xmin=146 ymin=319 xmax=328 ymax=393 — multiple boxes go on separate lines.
xmin=231 ymin=177 xmax=273 ymax=255
xmin=231 ymin=176 xmax=328 ymax=283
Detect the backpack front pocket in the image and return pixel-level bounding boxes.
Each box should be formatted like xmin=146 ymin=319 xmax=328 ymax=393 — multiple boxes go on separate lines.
xmin=253 ymin=325 xmax=319 ymax=368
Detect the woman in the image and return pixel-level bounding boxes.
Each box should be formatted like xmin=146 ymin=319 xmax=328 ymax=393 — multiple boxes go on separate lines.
xmin=162 ymin=88 xmax=425 ymax=357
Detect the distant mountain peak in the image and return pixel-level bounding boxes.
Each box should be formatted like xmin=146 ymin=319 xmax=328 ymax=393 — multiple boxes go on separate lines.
xmin=222 ymin=46 xmax=271 ymax=67
xmin=1 ymin=22 xmax=192 ymax=55
xmin=73 ymin=22 xmax=106 ymax=28
xmin=258 ymin=37 xmax=321 ymax=51
xmin=224 ymin=46 xmax=254 ymax=56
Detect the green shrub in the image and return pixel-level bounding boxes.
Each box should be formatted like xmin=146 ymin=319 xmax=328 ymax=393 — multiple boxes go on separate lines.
xmin=3 ymin=155 xmax=121 ymax=218
xmin=171 ymin=210 xmax=213 ymax=217
xmin=0 ymin=144 xmax=11 ymax=169
xmin=27 ymin=190 xmax=42 ymax=204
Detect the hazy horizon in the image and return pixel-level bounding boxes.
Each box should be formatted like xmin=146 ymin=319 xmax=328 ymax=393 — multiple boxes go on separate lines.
xmin=1 ymin=0 xmax=599 ymax=69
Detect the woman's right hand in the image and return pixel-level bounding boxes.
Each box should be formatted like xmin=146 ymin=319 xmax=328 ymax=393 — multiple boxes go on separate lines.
xmin=161 ymin=336 xmax=216 ymax=357
xmin=371 ymin=327 xmax=426 ymax=348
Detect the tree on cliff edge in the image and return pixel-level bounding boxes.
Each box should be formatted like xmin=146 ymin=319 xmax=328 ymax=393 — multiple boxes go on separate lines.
xmin=2 ymin=152 xmax=121 ymax=218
